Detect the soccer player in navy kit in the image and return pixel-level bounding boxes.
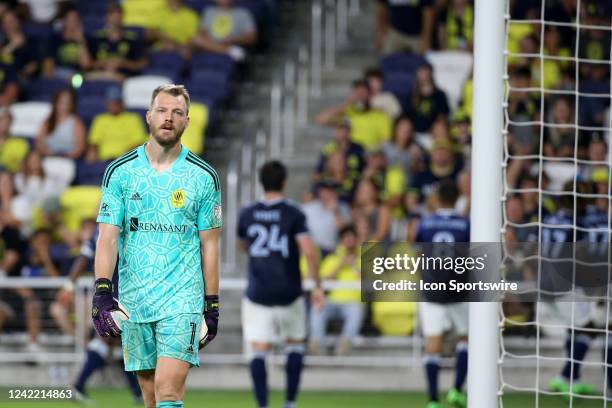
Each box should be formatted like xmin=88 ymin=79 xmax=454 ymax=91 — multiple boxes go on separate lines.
xmin=580 ymin=195 xmax=612 ymax=396
xmin=544 ymin=191 xmax=596 ymax=396
xmin=238 ymin=161 xmax=325 ymax=408
xmin=411 ymin=180 xmax=469 ymax=408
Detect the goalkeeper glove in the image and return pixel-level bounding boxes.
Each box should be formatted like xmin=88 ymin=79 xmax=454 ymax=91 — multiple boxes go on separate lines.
xmin=200 ymin=295 xmax=219 ymax=349
xmin=91 ymin=278 xmax=121 ymax=338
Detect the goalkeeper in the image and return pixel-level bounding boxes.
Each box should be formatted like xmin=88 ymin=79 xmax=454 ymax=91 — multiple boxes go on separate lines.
xmin=91 ymin=84 xmax=222 ymax=408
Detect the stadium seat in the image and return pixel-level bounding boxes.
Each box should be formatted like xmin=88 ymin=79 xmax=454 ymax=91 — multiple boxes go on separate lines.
xmin=181 ymin=102 xmax=209 ymax=155
xmin=383 ymin=73 xmax=414 ymax=107
xmin=380 ymin=53 xmax=427 ymax=76
xmin=426 ymin=51 xmax=473 ymax=110
xmin=22 ymin=23 xmax=53 ymax=43
xmin=77 ymin=79 xmax=122 ymax=98
xmin=579 ymin=80 xmax=610 ymax=95
xmin=191 ymin=53 xmax=236 ymax=77
xmin=9 ymin=102 xmax=52 ymax=139
xmin=77 ymin=95 xmax=107 ymax=128
xmin=74 ymin=160 xmax=108 ymax=186
xmin=578 ymin=80 xmax=610 ymax=125
xmin=42 ymin=157 xmax=76 ymax=189
xmin=78 ymin=0 xmax=109 ymax=17
xmin=186 ymin=70 xmax=231 ymax=106
xmin=123 ymin=75 xmax=173 ymax=109
xmin=59 ymin=186 xmax=102 ymax=232
xmin=144 ymin=51 xmax=185 ymax=82
xmin=26 ymin=77 xmax=72 ymax=102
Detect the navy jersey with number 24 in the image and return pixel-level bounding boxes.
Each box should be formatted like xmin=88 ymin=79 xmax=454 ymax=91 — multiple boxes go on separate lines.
xmin=238 ymin=199 xmax=309 ymax=306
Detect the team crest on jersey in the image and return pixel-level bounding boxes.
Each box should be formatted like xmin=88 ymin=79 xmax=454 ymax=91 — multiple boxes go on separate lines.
xmin=214 ymin=204 xmax=222 ymax=220
xmin=171 ymin=189 xmax=186 ymax=208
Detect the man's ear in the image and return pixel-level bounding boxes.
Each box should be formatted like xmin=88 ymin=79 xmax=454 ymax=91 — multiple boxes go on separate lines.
xmin=145 ymin=110 xmax=151 ymax=126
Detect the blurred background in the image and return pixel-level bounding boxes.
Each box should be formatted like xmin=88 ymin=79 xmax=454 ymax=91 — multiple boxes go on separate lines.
xmin=0 ymin=0 xmax=610 ymax=406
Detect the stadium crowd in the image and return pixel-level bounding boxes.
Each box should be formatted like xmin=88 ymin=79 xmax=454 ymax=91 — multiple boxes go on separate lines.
xmin=0 ymin=0 xmax=273 ymax=352
xmin=303 ymin=0 xmax=612 ymax=353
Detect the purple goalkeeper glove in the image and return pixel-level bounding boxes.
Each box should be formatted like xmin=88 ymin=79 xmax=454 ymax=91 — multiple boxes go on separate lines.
xmin=200 ymin=295 xmax=219 ymax=349
xmin=91 ymin=278 xmax=121 ymax=338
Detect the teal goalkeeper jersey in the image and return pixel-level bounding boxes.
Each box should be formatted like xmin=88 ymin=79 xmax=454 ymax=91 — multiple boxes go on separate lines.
xmin=97 ymin=144 xmax=222 ymax=322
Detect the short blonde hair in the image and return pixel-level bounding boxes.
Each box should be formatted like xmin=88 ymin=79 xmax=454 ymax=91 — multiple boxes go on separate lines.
xmin=150 ymin=84 xmax=191 ymax=113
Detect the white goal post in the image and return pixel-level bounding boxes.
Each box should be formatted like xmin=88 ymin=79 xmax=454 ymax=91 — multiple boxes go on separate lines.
xmin=468 ymin=1 xmax=506 ymax=408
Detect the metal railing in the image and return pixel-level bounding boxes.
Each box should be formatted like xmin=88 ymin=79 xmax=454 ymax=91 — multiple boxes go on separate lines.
xmin=0 ymin=277 xmax=422 ymax=368
xmin=0 ymin=277 xmax=593 ymax=375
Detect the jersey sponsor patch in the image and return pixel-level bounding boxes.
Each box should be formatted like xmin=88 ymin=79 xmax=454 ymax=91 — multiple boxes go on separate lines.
xmin=99 ymin=202 xmax=110 ymax=217
xmin=171 ymin=189 xmax=186 ymax=208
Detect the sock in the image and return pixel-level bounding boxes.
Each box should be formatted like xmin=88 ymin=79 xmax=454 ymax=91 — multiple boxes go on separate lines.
xmin=424 ymin=354 xmax=440 ymax=402
xmin=250 ymin=351 xmax=268 ymax=408
xmin=285 ymin=344 xmax=305 ymax=404
xmin=74 ymin=339 xmax=109 ymax=392
xmin=119 ymin=358 xmax=142 ymax=398
xmin=561 ymin=334 xmax=590 ymax=381
xmin=156 ymin=401 xmax=183 ymax=408
xmin=455 ymin=341 xmax=468 ymax=391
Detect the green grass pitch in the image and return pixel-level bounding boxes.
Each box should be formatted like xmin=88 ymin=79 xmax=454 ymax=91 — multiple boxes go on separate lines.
xmin=1 ymin=388 xmax=608 ymax=408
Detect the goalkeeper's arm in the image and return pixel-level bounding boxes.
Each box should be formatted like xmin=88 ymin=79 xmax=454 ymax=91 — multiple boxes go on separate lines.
xmin=200 ymin=228 xmax=220 ymax=297
xmin=91 ymin=223 xmax=121 ymax=337
xmin=199 ymin=228 xmax=221 ymax=348
xmin=94 ymin=223 xmax=119 ymax=281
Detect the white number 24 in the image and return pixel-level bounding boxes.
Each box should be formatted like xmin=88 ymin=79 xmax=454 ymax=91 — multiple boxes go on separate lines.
xmin=247 ymin=224 xmax=289 ymax=258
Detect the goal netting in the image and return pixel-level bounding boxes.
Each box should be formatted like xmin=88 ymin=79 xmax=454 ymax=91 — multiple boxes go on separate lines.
xmin=500 ymin=0 xmax=612 ymax=406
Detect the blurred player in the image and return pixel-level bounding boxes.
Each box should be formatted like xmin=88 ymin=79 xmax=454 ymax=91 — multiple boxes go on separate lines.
xmin=92 ymin=84 xmax=222 ymax=408
xmin=579 ymin=195 xmax=612 ymax=396
xmin=542 ymin=189 xmax=596 ymax=397
xmin=411 ymin=180 xmax=469 ymax=408
xmin=238 ymin=161 xmax=325 ymax=408
xmin=49 ymin=222 xmax=142 ymax=403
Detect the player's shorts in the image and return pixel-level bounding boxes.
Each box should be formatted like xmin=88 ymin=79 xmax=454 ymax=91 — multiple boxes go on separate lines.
xmin=121 ymin=313 xmax=201 ymax=371
xmin=419 ymin=302 xmax=468 ymax=337
xmin=242 ymin=296 xmax=306 ymax=344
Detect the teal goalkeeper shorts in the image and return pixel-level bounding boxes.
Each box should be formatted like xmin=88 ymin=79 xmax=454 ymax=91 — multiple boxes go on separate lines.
xmin=121 ymin=313 xmax=202 ymax=371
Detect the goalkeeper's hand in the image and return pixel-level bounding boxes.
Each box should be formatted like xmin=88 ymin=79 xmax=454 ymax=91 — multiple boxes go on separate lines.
xmin=91 ymin=278 xmax=121 ymax=338
xmin=200 ymin=295 xmax=219 ymax=349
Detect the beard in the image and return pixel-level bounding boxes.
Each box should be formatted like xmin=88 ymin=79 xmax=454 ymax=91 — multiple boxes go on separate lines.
xmin=151 ymin=125 xmax=185 ymax=147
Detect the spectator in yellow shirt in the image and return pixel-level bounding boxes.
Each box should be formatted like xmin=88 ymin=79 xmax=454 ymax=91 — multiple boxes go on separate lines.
xmin=86 ymin=86 xmax=147 ymax=161
xmin=0 ymin=108 xmax=28 ymax=173
xmin=154 ymin=0 xmax=200 ymax=52
xmin=309 ymin=225 xmax=364 ymax=356
xmin=316 ymin=80 xmax=391 ymax=151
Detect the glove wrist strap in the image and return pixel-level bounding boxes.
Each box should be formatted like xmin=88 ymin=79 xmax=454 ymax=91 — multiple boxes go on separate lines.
xmin=205 ymin=295 xmax=219 ymax=312
xmin=94 ymin=278 xmax=113 ymax=294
